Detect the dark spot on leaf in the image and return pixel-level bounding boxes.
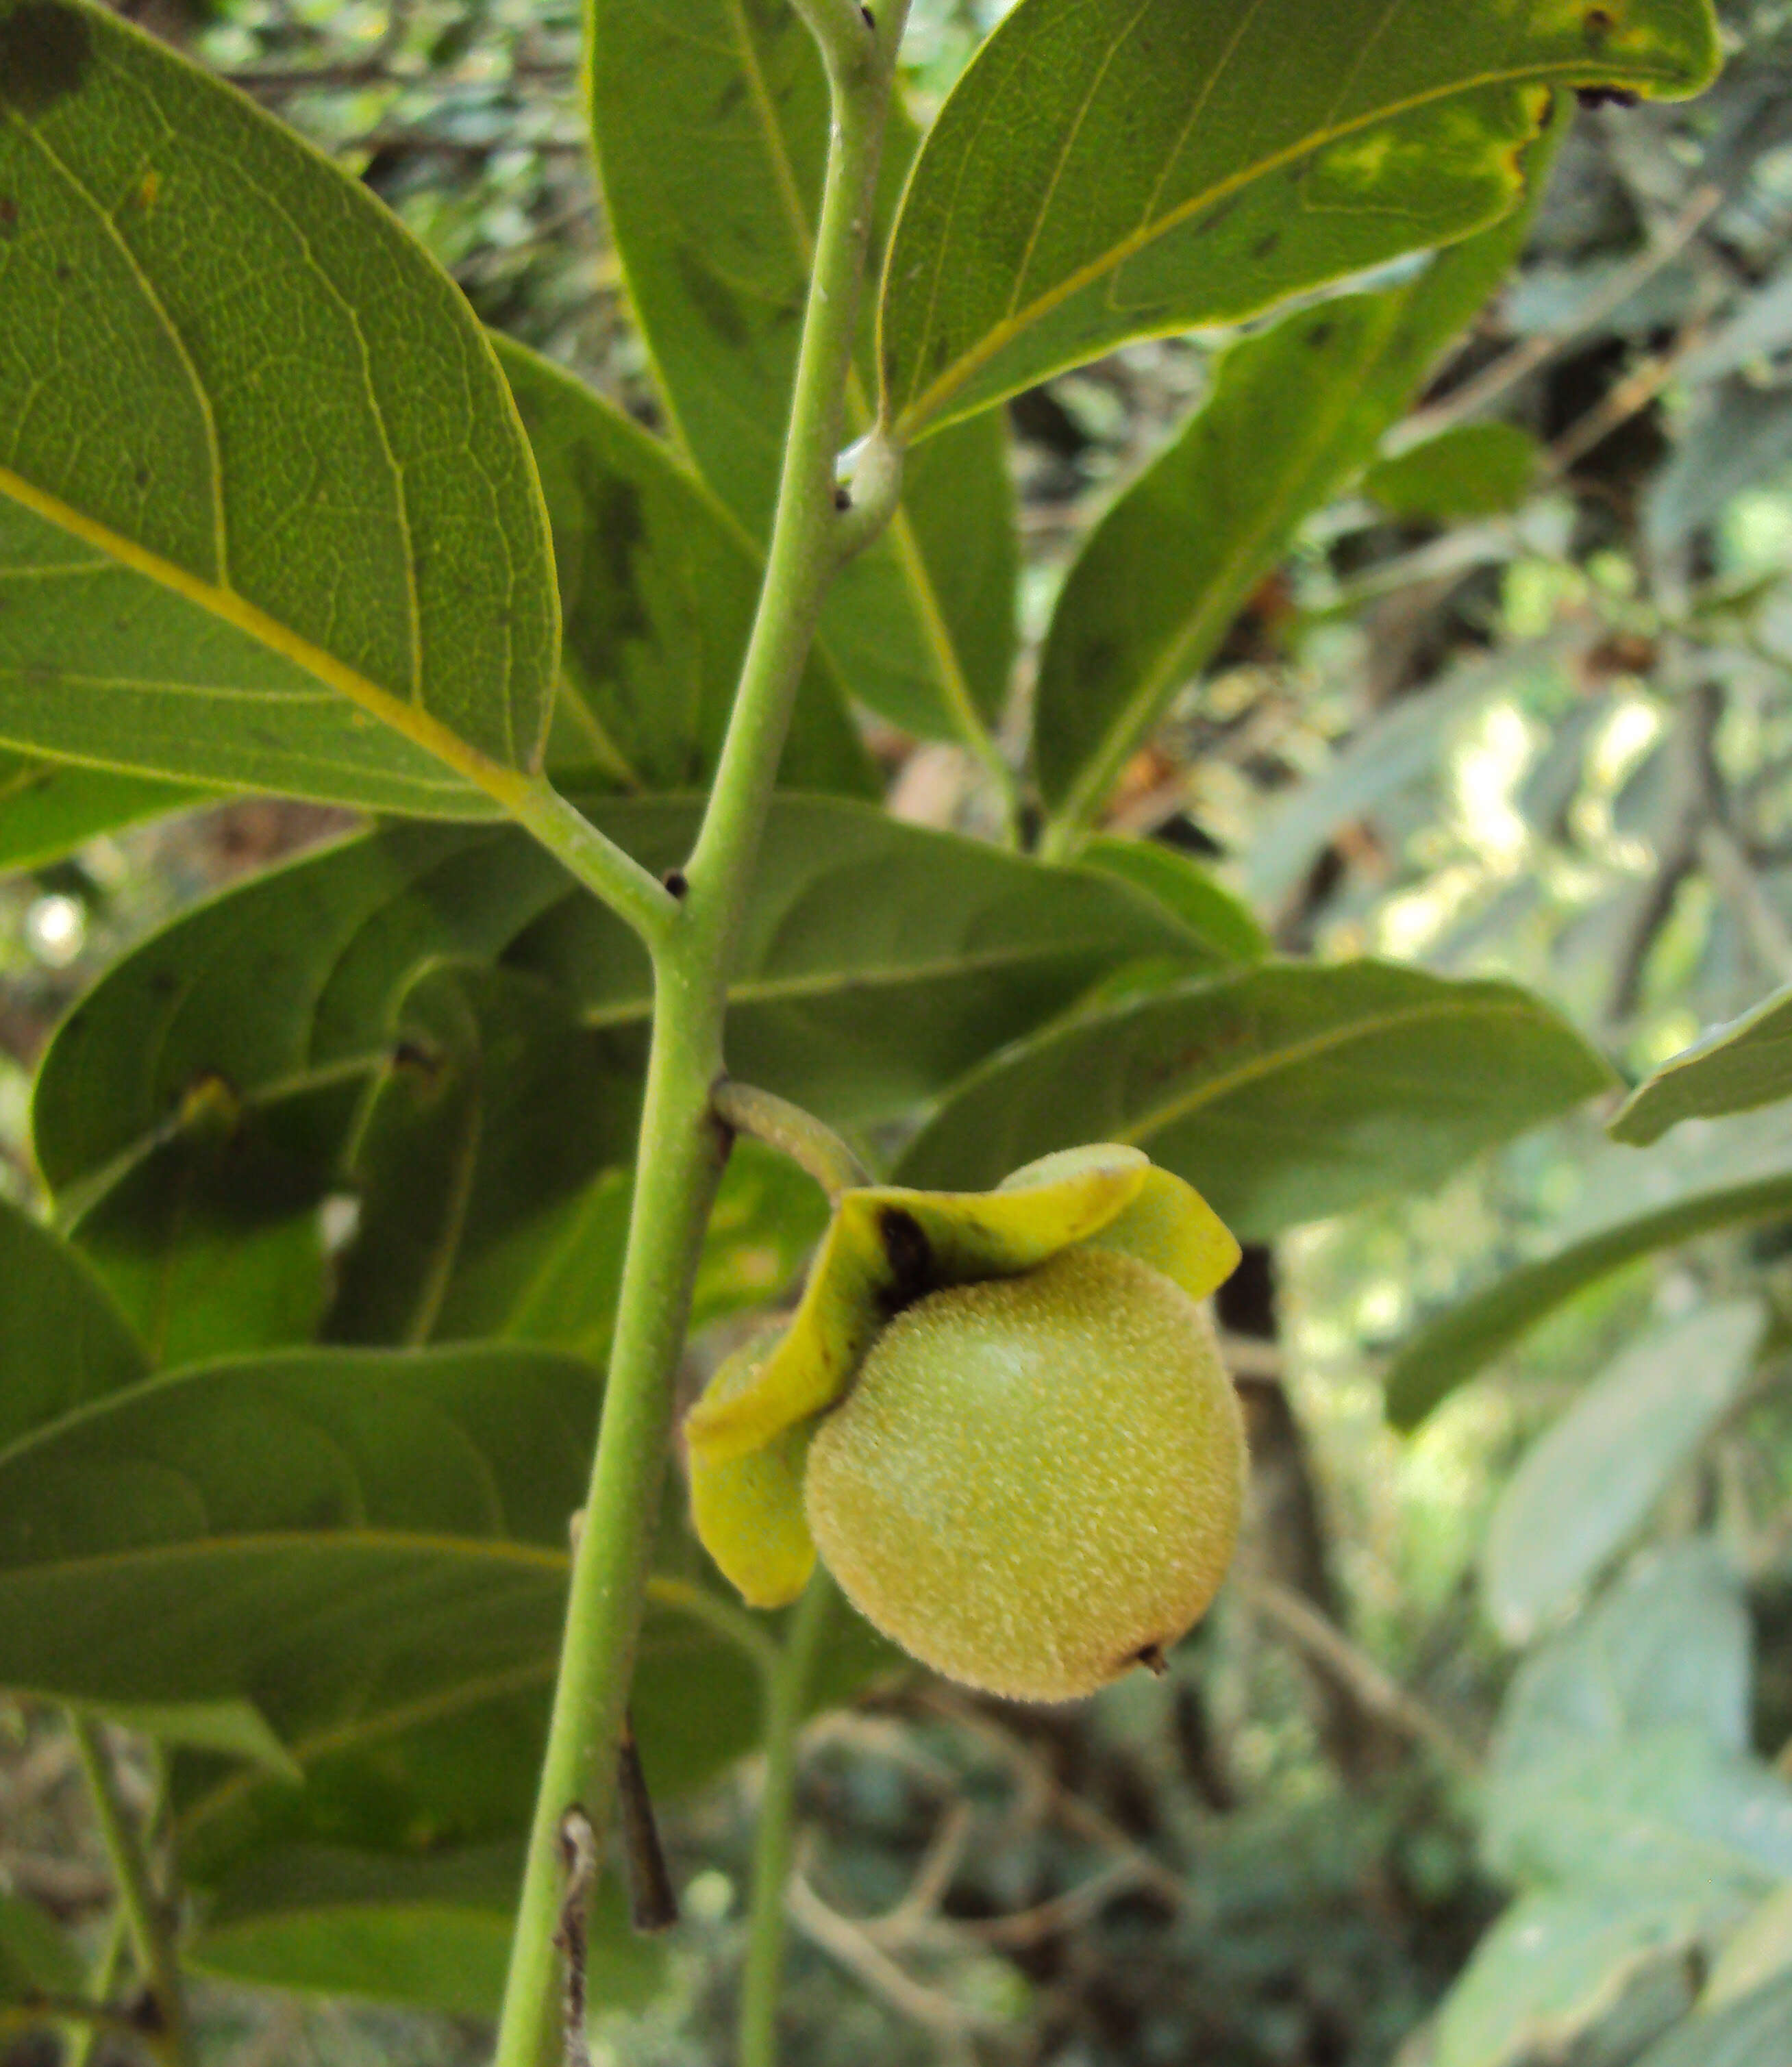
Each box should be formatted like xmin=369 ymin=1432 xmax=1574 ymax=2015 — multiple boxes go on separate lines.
xmin=1252 ymin=230 xmax=1280 ymax=261
xmin=0 ymin=195 xmax=16 ymax=235
xmin=1583 ymin=5 xmax=1615 ymax=42
xmin=0 ymin=1 xmax=94 ymax=118
xmin=392 ymin=1037 xmax=445 ymax=1086
xmin=878 ymin=1207 xmax=932 ymax=1316
xmin=833 ymin=484 xmax=851 ymax=512
xmin=1306 ymin=321 xmax=1334 ymax=351
xmin=1194 ymin=194 xmax=1245 ymax=239
xmin=133 ymin=462 xmax=150 ymax=489
xmin=673 ymin=246 xmax=750 ymax=350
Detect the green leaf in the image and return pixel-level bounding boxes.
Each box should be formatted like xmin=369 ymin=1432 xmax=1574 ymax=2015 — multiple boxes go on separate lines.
xmin=1434 ymin=1879 xmax=1741 ymax=2067
xmin=896 ymin=961 xmax=1616 ymax=1240
xmin=34 ymin=795 xmax=1213 ymax=1199
xmin=878 ymin=0 xmax=1720 ymax=439
xmin=1033 ymin=138 xmax=1559 ymax=827
xmin=76 ymin=1698 xmax=301 ymax=1779
xmin=1385 ymin=1161 xmax=1792 ymax=1431
xmin=1632 ymin=1976 xmax=1792 ymax=2067
xmin=1708 ymin=1886 xmax=1792 ymax=2010
xmin=1494 ymin=1545 xmax=1752 ymax=1766
xmin=1481 ymin=1303 xmax=1767 ymax=1645
xmin=1075 ymin=838 xmax=1269 ymax=965
xmin=0 ymin=1345 xmax=592 ymax=1722
xmin=1366 ymin=421 xmax=1541 ymax=520
xmin=325 ymin=960 xmax=826 ymax=1353
xmin=66 ymin=1080 xmax=359 ymax=1366
xmin=0 ymin=0 xmax=556 ymax=813
xmin=1612 ymin=984 xmax=1792 ymax=1146
xmin=493 ymin=336 xmax=875 ymax=799
xmin=1485 ymin=1726 xmax=1792 ymax=1895
xmin=325 ymin=962 xmax=640 ymax=1348
xmin=0 ymin=750 xmax=201 ymax=873
xmin=1481 ymin=1549 xmax=1787 ymax=1894
xmin=0 ymin=1194 xmax=147 ymax=1448
xmin=588 ymin=0 xmax=1017 ymax=743
xmin=190 ymin=1844 xmax=663 ymax=2018
xmin=0 ymin=1894 xmax=84 ymax=2003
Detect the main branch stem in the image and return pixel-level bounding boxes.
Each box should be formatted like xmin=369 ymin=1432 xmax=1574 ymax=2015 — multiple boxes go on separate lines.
xmin=491 ymin=8 xmax=910 ymax=2060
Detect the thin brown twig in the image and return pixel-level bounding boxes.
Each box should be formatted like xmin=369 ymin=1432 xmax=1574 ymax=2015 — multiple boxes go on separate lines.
xmin=1388 ymin=181 xmax=1724 ymax=456
xmin=786 ymin=1857 xmax=1001 ymax=2050
xmin=1239 ymin=1577 xmax=1482 ymax=1776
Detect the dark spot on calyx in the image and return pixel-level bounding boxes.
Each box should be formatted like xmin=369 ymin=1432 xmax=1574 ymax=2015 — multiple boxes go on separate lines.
xmin=1133 ymin=1643 xmax=1169 ymax=1678
xmin=0 ymin=1 xmax=95 ymax=119
xmin=878 ymin=1207 xmax=932 ymax=1316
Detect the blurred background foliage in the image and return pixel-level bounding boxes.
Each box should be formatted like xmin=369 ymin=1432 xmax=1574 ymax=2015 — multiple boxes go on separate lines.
xmin=12 ymin=1 xmax=1792 ymax=2064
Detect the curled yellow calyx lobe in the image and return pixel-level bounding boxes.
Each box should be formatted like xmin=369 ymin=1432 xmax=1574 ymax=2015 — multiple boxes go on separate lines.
xmin=684 ymin=1144 xmax=1239 ymax=1612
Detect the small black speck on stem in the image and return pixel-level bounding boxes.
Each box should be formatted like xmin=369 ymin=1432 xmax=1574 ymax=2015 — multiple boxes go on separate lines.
xmin=662 ymin=868 xmax=689 ymax=900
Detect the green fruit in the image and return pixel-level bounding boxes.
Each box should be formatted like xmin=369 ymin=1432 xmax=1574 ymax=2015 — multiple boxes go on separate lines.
xmin=804 ymin=1246 xmax=1245 ymax=1703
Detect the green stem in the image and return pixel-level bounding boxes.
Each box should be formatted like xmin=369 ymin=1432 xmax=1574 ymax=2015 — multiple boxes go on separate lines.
xmin=714 ymin=1080 xmax=872 ymax=1202
xmin=739 ymin=1571 xmax=834 ymax=2067
xmin=69 ymin=1715 xmax=191 ymax=2067
xmin=64 ymin=1905 xmax=127 ymax=2067
xmin=490 ymin=6 xmax=912 ymax=2060
xmin=506 ymin=775 xmax=681 ymax=954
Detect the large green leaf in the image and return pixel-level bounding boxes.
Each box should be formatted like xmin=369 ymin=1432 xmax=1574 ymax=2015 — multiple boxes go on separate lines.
xmin=0 ymin=1194 xmax=147 ymax=1448
xmin=1386 ymin=1160 xmax=1792 ymax=1431
xmin=1480 ymin=1548 xmax=1792 ymax=1894
xmin=1494 ymin=1545 xmax=1752 ymax=1768
xmin=190 ymin=1844 xmax=663 ymax=2018
xmin=495 ymin=336 xmax=874 ymax=799
xmin=1612 ymin=984 xmax=1792 ymax=1146
xmin=325 ymin=962 xmax=642 ymax=1347
xmin=1434 ymin=1879 xmax=1741 ymax=2067
xmin=1632 ymin=1976 xmax=1792 ymax=2067
xmin=0 ymin=1345 xmax=590 ymax=1726
xmin=897 ymin=961 xmax=1615 ymax=1240
xmin=1077 ymin=836 xmax=1269 ymax=965
xmin=0 ymin=0 xmax=556 ymax=813
xmin=1481 ymin=1303 xmax=1767 ymax=1645
xmin=0 ymin=1893 xmax=82 ymax=2004
xmin=0 ymin=751 xmax=201 ymax=872
xmin=325 ymin=960 xmax=827 ymax=1353
xmin=878 ymin=0 xmax=1720 ymax=439
xmin=34 ymin=795 xmax=1216 ymax=1198
xmin=588 ymin=0 xmax=1017 ymax=744
xmin=65 ymin=1080 xmax=359 ymax=1366
xmin=1034 ymin=133 xmax=1558 ymax=829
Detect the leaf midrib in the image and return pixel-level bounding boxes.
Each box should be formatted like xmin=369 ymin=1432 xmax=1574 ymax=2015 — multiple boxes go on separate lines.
xmin=1109 ymin=994 xmax=1602 ymax=1143
xmin=0 ymin=464 xmax=526 ymax=809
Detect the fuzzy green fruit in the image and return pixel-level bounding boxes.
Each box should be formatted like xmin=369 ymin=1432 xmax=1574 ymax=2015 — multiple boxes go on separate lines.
xmin=804 ymin=1246 xmax=1245 ymax=1703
